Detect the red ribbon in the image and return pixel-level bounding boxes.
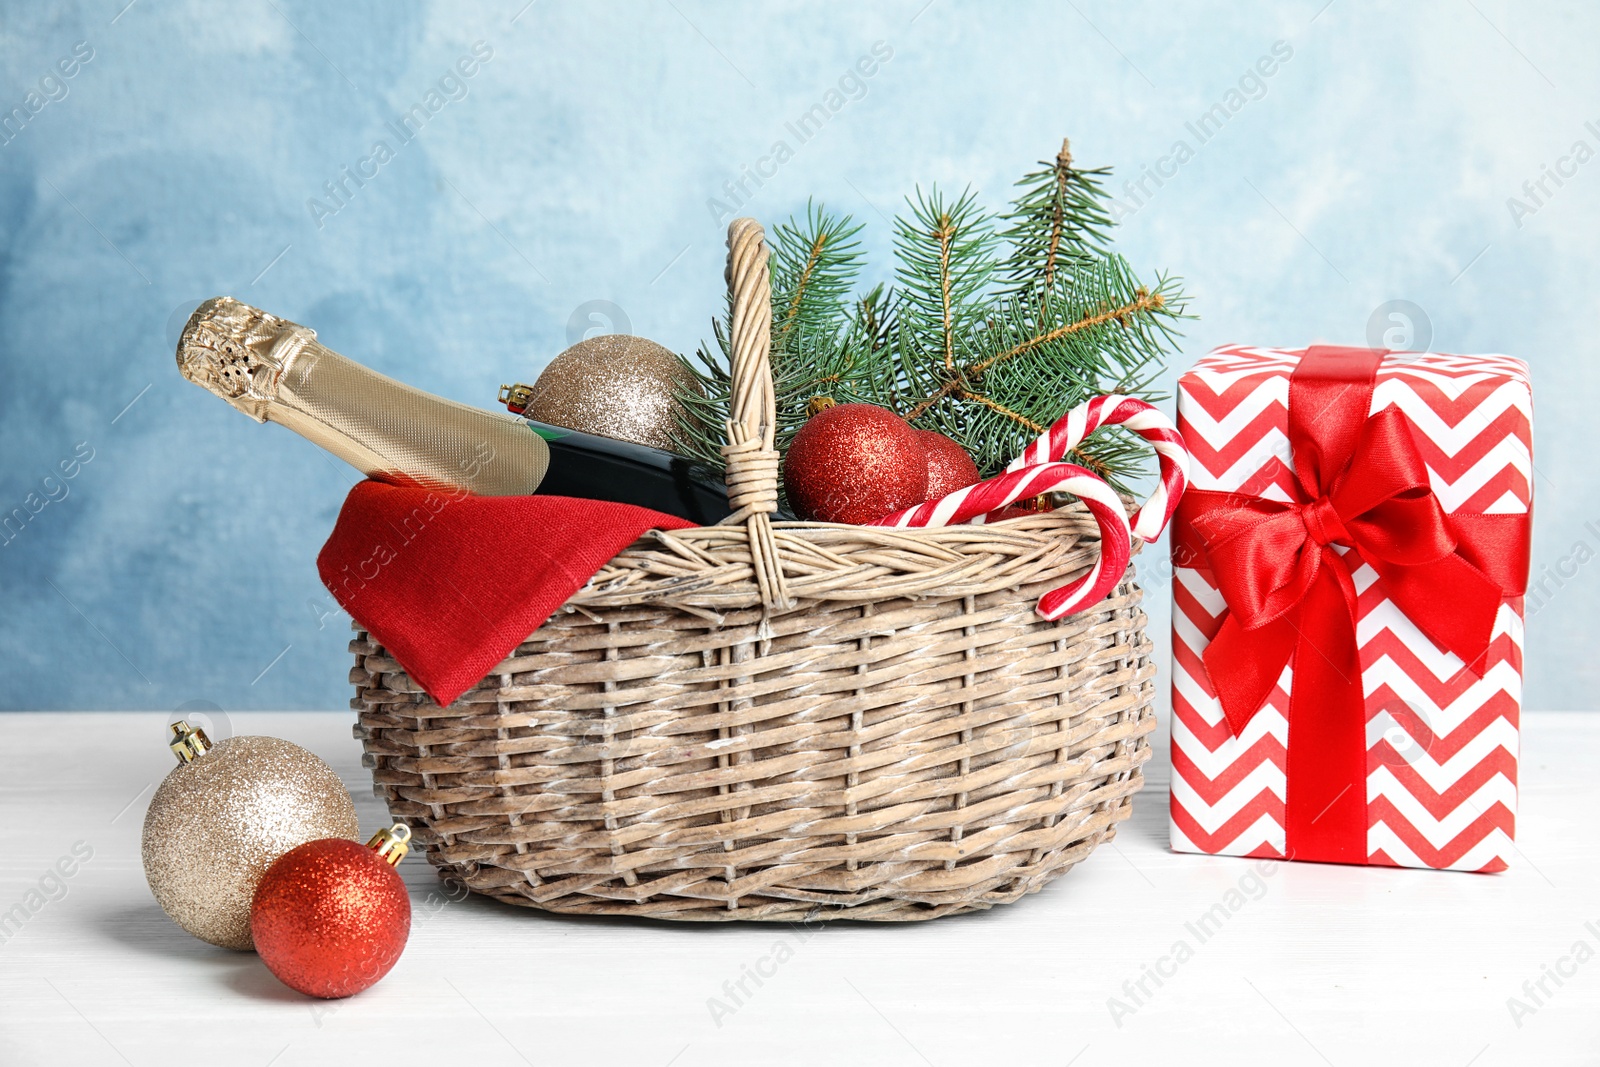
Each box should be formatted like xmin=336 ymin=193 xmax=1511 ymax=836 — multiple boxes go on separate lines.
xmin=1173 ymin=347 xmax=1530 ymax=864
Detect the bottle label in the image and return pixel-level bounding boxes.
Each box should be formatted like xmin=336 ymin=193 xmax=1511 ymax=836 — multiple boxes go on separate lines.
xmin=523 ymin=423 xmax=569 ymax=442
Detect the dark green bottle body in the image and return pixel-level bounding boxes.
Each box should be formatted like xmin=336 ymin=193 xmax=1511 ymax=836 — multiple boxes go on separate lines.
xmin=521 ymin=419 xmax=740 ymax=524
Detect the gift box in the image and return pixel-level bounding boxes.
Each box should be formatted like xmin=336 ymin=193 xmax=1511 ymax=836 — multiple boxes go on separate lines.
xmin=1168 ymin=345 xmax=1532 ymax=871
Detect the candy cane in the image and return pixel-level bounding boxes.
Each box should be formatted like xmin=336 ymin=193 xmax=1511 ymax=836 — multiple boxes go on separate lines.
xmin=868 ymin=394 xmax=1192 ymax=620
xmin=1005 ymin=394 xmax=1189 ymax=542
xmin=872 ymin=460 xmax=1133 ymax=620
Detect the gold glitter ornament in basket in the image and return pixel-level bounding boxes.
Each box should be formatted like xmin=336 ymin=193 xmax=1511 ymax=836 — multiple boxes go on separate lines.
xmin=141 ymin=721 xmax=359 ymax=950
xmin=353 ymin=219 xmax=1158 ymax=921
xmin=514 ymin=333 xmax=700 ymax=450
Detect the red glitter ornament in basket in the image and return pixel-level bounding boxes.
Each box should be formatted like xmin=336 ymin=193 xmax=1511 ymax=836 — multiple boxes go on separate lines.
xmin=872 ymin=395 xmax=1190 ymax=618
xmin=251 ymin=823 xmax=413 ymax=999
xmin=783 ymin=402 xmax=930 ymax=524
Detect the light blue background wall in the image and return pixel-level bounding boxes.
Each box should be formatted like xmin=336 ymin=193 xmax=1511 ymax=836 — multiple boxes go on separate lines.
xmin=1 ymin=1 xmax=1595 ymax=711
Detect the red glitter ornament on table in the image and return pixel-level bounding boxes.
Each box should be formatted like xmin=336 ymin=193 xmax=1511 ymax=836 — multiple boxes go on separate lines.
xmin=915 ymin=429 xmax=980 ymax=500
xmin=783 ymin=402 xmax=928 ymax=523
xmin=250 ymin=823 xmax=413 ymax=999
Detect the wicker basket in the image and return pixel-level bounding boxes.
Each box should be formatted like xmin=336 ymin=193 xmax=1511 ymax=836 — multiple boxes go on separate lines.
xmin=351 ymin=219 xmax=1156 ymax=921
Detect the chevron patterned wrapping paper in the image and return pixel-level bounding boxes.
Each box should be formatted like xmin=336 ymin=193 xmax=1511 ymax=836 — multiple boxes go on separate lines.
xmin=1169 ymin=345 xmax=1532 ymax=872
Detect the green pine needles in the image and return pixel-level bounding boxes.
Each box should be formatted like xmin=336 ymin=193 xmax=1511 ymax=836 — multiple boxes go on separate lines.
xmin=675 ymin=138 xmax=1190 ymax=494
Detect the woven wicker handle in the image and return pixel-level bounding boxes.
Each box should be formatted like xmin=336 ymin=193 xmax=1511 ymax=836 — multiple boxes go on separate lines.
xmin=719 ymin=219 xmax=790 ymax=610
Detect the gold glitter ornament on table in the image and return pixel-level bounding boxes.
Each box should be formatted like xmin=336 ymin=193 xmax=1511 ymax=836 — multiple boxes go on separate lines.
xmin=140 ymin=720 xmax=359 ymax=951
xmin=519 ymin=333 xmax=700 ymax=450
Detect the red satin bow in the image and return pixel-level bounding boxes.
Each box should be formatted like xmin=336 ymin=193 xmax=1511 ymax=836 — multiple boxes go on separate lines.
xmin=1174 ymin=346 xmax=1528 ymax=864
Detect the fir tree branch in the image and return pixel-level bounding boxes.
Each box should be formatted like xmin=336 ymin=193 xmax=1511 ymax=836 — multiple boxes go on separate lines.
xmin=937 ymin=212 xmax=956 ymax=375
xmin=901 ymin=378 xmax=955 ymax=423
xmin=778 ymin=228 xmax=829 ymax=343
xmin=674 ymin=138 xmax=1193 ymax=495
xmin=1043 ymin=138 xmax=1072 ymax=291
xmin=971 ymin=286 xmax=1165 ymax=375
xmin=961 ymin=390 xmax=1043 ymax=433
xmin=902 ymin=284 xmax=1167 ymax=421
xmin=769 ymin=202 xmax=865 ymax=352
xmin=893 ymin=187 xmax=998 ymax=386
xmin=1002 ymin=137 xmax=1114 ymax=300
xmin=855 ymin=283 xmax=892 ymax=357
xmin=1069 ymin=447 xmax=1114 ymax=480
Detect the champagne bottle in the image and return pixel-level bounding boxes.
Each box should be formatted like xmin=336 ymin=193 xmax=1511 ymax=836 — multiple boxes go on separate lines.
xmin=175 ymin=297 xmax=735 ymax=524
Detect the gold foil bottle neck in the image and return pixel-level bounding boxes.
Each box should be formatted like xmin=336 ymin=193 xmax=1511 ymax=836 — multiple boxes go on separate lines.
xmin=175 ymin=296 xmax=314 ymax=423
xmin=175 ymin=297 xmax=550 ymax=496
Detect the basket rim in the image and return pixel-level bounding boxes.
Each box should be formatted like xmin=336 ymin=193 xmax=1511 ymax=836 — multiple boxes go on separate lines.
xmin=569 ymin=499 xmax=1142 ymax=612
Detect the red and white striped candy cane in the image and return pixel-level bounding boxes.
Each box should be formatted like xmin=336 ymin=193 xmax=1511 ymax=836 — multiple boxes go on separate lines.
xmin=869 ymin=394 xmax=1191 ymax=620
xmin=871 ymin=460 xmax=1133 ymax=620
xmin=1005 ymin=394 xmax=1189 ymax=542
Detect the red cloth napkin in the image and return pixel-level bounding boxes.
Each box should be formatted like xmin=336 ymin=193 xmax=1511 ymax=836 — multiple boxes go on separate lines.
xmin=317 ymin=480 xmax=694 ymax=706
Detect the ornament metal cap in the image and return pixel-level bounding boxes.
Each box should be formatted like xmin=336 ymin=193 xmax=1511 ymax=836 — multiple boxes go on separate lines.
xmin=168 ymin=719 xmax=212 ymax=763
xmin=498 ymin=382 xmax=535 ymax=415
xmin=366 ymin=823 xmax=411 ymax=866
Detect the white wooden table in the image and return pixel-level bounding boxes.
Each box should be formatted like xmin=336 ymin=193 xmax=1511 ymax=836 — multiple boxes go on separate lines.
xmin=1 ymin=710 xmax=1595 ymax=1066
